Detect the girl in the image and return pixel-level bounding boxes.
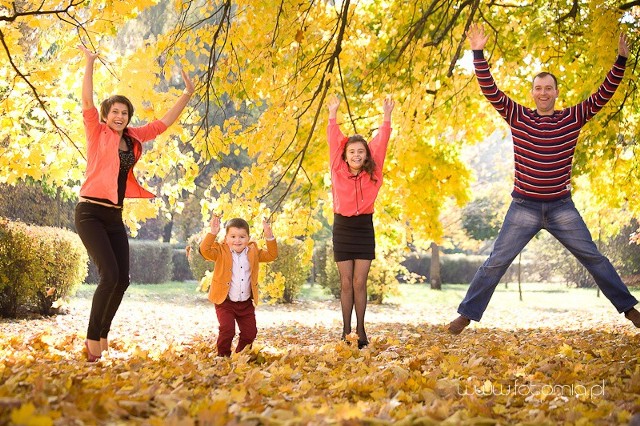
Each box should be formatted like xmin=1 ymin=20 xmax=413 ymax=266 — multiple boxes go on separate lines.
xmin=326 ymin=94 xmax=394 ymax=348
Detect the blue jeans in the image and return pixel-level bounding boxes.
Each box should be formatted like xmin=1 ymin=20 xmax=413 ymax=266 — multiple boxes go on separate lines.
xmin=457 ymin=197 xmax=638 ymax=321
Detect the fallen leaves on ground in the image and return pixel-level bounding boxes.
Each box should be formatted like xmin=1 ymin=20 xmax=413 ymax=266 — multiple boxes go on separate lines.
xmin=1 ymin=291 xmax=639 ymax=425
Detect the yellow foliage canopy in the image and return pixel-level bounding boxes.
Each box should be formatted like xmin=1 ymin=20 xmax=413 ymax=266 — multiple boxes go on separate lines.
xmin=1 ymin=0 xmax=639 ymax=247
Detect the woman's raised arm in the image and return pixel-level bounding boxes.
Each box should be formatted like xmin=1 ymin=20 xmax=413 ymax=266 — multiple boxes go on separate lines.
xmin=160 ymin=69 xmax=195 ymax=128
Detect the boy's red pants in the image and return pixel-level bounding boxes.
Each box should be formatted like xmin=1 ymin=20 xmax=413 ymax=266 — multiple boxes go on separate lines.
xmin=214 ymin=298 xmax=257 ymax=356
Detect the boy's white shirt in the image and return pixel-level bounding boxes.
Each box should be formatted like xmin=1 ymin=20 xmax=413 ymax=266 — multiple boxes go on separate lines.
xmin=228 ymin=247 xmax=252 ymax=302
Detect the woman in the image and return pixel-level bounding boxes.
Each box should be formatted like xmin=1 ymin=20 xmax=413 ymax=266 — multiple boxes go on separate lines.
xmin=326 ymin=94 xmax=394 ymax=348
xmin=76 ymin=45 xmax=194 ymax=361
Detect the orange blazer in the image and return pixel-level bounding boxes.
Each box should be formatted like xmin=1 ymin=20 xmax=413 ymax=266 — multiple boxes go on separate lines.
xmin=199 ymin=233 xmax=278 ymax=305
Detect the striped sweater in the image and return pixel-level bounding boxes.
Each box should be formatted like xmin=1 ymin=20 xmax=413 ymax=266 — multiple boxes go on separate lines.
xmin=473 ymin=50 xmax=627 ymax=201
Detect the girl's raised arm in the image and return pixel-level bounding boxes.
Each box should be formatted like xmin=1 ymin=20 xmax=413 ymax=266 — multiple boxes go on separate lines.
xmin=78 ymin=45 xmax=99 ymax=111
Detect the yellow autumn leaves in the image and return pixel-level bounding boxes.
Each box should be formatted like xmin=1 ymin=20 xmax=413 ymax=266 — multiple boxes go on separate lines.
xmin=3 ymin=0 xmax=639 ymax=250
xmin=2 ymin=318 xmax=639 ymax=424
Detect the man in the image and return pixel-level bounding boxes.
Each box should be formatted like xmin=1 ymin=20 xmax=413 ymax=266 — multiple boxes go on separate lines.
xmin=448 ymin=24 xmax=640 ymax=334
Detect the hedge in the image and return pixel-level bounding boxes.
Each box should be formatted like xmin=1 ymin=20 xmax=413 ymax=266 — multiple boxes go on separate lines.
xmin=186 ymin=231 xmax=214 ymax=283
xmin=172 ymin=248 xmax=194 ymax=281
xmin=0 ymin=217 xmax=87 ymax=317
xmin=402 ymin=251 xmax=539 ymax=284
xmin=84 ymin=240 xmax=176 ymax=284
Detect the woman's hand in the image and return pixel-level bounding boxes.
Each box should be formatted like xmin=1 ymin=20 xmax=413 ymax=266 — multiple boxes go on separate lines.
xmin=78 ymin=44 xmax=99 ymax=62
xmin=79 ymin=44 xmax=98 ymax=110
xmin=160 ymin=66 xmax=196 ymax=127
xmin=181 ymin=69 xmax=195 ymax=95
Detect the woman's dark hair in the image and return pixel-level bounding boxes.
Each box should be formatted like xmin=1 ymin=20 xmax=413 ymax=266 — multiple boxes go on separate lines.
xmin=99 ymin=95 xmax=135 ymax=126
xmin=225 ymin=218 xmax=250 ymax=235
xmin=342 ymin=135 xmax=377 ymax=182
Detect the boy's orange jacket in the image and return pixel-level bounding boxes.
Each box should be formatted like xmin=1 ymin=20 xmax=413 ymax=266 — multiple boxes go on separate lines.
xmin=199 ymin=233 xmax=278 ymax=305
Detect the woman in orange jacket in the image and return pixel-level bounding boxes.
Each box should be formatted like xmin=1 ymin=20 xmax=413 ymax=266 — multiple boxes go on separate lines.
xmin=326 ymin=94 xmax=394 ymax=348
xmin=199 ymin=214 xmax=278 ymax=356
xmin=76 ymin=45 xmax=194 ymax=361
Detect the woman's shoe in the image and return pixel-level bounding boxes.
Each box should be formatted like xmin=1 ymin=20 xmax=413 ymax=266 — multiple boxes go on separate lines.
xmin=84 ymin=340 xmax=101 ymax=362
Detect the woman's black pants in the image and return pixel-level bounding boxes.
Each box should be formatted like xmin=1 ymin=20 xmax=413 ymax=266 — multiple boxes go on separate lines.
xmin=75 ymin=202 xmax=130 ymax=340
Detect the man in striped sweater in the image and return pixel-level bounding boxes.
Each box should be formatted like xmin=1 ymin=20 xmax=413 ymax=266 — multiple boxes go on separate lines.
xmin=448 ymin=23 xmax=640 ymax=334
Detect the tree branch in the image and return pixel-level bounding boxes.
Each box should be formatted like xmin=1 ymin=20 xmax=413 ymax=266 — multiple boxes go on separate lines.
xmin=0 ymin=28 xmax=84 ymax=158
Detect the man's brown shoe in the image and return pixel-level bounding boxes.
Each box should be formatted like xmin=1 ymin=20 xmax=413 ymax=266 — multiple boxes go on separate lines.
xmin=448 ymin=316 xmax=471 ymax=335
xmin=625 ymin=308 xmax=640 ymax=328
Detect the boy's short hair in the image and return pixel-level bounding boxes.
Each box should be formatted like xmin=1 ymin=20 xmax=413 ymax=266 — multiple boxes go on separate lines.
xmin=225 ymin=218 xmax=250 ymax=235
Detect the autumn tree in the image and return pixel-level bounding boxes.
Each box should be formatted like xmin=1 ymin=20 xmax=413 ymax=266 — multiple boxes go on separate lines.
xmin=2 ymin=0 xmax=640 ymax=265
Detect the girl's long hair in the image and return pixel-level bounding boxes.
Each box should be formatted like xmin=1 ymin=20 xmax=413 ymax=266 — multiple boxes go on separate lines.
xmin=342 ymin=135 xmax=377 ymax=182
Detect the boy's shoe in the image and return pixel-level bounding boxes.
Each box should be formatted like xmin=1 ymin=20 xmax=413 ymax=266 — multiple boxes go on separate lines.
xmin=448 ymin=316 xmax=471 ymax=335
xmin=625 ymin=308 xmax=640 ymax=328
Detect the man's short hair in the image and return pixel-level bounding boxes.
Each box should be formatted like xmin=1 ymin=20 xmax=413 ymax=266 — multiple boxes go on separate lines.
xmin=225 ymin=218 xmax=250 ymax=235
xmin=532 ymin=72 xmax=558 ymax=89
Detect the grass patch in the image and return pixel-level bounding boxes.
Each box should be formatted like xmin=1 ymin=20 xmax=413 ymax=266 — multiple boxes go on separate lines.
xmin=387 ymin=281 xmax=640 ymax=309
xmin=75 ymin=281 xmax=201 ymax=299
xmin=74 ymin=281 xmax=640 ymax=316
xmin=299 ymin=283 xmax=334 ymax=301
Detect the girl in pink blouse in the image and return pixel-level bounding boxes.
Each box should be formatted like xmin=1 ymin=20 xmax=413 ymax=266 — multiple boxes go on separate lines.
xmin=326 ymin=94 xmax=394 ymax=348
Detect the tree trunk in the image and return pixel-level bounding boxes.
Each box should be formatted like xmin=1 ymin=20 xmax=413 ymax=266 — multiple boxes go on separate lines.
xmin=430 ymin=241 xmax=441 ymax=290
xmin=163 ymin=219 xmax=173 ymax=243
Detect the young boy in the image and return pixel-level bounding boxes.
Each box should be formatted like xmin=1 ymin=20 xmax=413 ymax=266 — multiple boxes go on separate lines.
xmin=199 ymin=214 xmax=278 ymax=356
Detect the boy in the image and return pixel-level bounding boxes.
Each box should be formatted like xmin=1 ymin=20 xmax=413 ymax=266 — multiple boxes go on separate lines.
xmin=199 ymin=214 xmax=278 ymax=356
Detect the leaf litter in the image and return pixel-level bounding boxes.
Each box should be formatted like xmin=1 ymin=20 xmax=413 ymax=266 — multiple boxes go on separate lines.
xmin=1 ymin=289 xmax=639 ymax=425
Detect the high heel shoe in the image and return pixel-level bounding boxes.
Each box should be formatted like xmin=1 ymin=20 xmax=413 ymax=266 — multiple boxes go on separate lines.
xmin=84 ymin=340 xmax=101 ymax=362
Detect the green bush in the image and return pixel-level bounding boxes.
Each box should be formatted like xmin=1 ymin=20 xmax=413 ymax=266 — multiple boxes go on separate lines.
xmin=311 ymin=241 xmax=327 ymax=285
xmin=172 ymin=248 xmax=194 ymax=281
xmin=314 ymin=240 xmax=340 ymax=299
xmin=440 ymin=254 xmax=486 ymax=285
xmin=367 ymin=247 xmax=403 ymax=304
xmin=262 ymin=239 xmax=311 ymax=303
xmin=128 ymin=240 xmax=173 ymax=284
xmin=84 ymin=243 xmax=193 ymax=284
xmin=186 ymin=231 xmax=214 ymax=282
xmin=0 ymin=217 xmax=87 ymax=317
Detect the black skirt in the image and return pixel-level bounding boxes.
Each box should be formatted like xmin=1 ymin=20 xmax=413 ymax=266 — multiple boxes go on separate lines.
xmin=332 ymin=213 xmax=375 ymax=261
